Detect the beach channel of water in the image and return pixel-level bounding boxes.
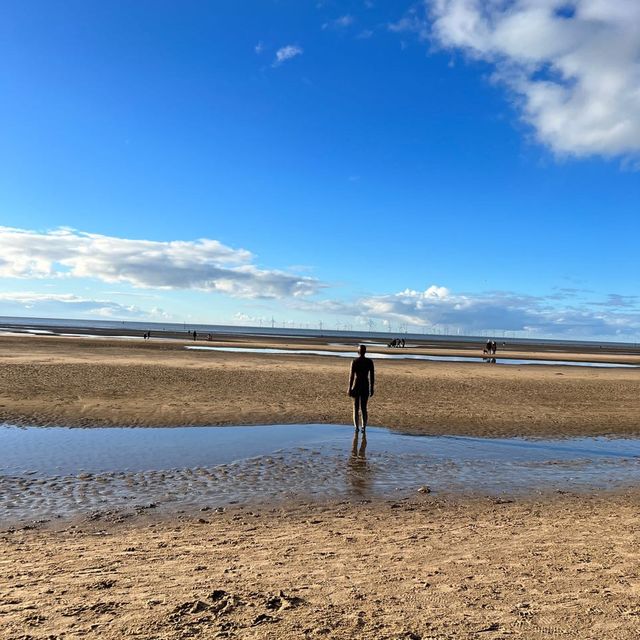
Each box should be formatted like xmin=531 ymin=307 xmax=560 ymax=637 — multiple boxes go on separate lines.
xmin=2 ymin=424 xmax=640 ymax=525
xmin=185 ymin=345 xmax=639 ymax=368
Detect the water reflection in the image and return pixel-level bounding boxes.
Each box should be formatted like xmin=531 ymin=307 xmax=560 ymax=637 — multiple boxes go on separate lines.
xmin=348 ymin=429 xmax=370 ymax=496
xmin=350 ymin=429 xmax=368 ymax=460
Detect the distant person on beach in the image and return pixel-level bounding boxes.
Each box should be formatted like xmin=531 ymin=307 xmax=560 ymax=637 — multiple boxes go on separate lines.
xmin=492 ymin=340 xmax=497 ymax=355
xmin=193 ymin=330 xmax=197 ymax=341
xmin=347 ymin=345 xmax=375 ymax=432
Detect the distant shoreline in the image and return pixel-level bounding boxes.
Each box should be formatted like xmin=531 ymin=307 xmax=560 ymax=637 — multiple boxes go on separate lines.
xmin=1 ymin=315 xmax=640 ymax=356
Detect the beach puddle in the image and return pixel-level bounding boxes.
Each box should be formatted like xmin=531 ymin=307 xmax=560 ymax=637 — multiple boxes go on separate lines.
xmin=2 ymin=424 xmax=640 ymax=525
xmin=186 ymin=345 xmax=639 ymax=368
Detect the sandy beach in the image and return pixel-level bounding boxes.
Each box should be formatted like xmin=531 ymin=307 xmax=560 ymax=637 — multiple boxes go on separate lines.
xmin=3 ymin=493 xmax=640 ymax=639
xmin=0 ymin=334 xmax=638 ymax=436
xmin=2 ymin=333 xmax=640 ymax=639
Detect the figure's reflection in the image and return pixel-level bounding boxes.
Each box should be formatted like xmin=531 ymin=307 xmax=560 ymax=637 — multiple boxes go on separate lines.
xmin=348 ymin=428 xmax=370 ymax=496
xmin=351 ymin=428 xmax=367 ymax=459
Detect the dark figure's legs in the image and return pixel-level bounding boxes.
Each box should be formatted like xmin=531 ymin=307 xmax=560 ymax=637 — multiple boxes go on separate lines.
xmin=353 ymin=393 xmax=369 ymax=431
xmin=360 ymin=394 xmax=368 ymax=429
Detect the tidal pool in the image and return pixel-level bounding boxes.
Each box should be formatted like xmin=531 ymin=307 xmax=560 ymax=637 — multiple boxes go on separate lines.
xmin=186 ymin=345 xmax=639 ymax=368
xmin=2 ymin=424 xmax=640 ymax=525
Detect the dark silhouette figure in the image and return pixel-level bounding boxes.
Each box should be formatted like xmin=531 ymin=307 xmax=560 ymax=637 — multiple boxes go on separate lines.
xmin=491 ymin=340 xmax=497 ymax=355
xmin=193 ymin=330 xmax=197 ymax=341
xmin=348 ymin=344 xmax=375 ymax=432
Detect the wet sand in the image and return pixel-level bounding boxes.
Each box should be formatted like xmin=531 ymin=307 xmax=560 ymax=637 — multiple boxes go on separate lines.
xmin=3 ymin=493 xmax=640 ymax=639
xmin=0 ymin=334 xmax=639 ymax=437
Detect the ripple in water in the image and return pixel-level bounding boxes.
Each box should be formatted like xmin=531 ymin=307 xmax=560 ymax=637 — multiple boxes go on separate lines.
xmin=2 ymin=424 xmax=640 ymax=524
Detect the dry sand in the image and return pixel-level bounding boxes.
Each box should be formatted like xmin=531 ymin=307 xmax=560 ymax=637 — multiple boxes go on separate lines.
xmin=3 ymin=493 xmax=640 ymax=639
xmin=0 ymin=334 xmax=638 ymax=436
xmin=2 ymin=334 xmax=640 ymax=639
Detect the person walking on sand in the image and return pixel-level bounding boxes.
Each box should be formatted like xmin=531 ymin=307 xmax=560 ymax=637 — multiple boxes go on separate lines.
xmin=347 ymin=344 xmax=375 ymax=433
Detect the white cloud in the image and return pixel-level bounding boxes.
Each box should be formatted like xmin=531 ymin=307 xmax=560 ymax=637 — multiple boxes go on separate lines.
xmin=322 ymin=15 xmax=355 ymax=30
xmin=0 ymin=227 xmax=323 ymax=299
xmin=274 ymin=45 xmax=303 ymax=66
xmin=233 ymin=311 xmax=268 ymax=324
xmin=294 ymin=285 xmax=640 ymax=339
xmin=356 ymin=29 xmax=374 ymax=39
xmin=388 ymin=10 xmax=429 ymax=38
xmin=254 ymin=41 xmax=264 ymax=54
xmin=420 ymin=0 xmax=640 ymax=159
xmin=0 ymin=292 xmax=144 ymax=318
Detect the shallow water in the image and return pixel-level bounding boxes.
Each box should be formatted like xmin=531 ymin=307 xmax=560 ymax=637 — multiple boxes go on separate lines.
xmin=2 ymin=424 xmax=640 ymax=524
xmin=186 ymin=345 xmax=639 ymax=368
xmin=0 ymin=328 xmax=145 ymax=340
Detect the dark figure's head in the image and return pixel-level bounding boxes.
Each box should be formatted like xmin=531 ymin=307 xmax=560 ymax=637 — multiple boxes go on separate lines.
xmin=358 ymin=344 xmax=367 ymax=356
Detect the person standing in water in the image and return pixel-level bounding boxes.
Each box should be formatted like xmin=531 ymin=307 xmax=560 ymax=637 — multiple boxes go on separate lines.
xmin=347 ymin=344 xmax=375 ymax=432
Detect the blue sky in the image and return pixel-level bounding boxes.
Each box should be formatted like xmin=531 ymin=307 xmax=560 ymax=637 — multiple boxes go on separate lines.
xmin=1 ymin=1 xmax=639 ymax=339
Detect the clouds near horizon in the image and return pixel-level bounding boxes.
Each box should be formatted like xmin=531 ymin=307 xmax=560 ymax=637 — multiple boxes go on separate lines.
xmin=0 ymin=292 xmax=151 ymax=319
xmin=0 ymin=227 xmax=323 ymax=299
xmin=294 ymin=285 xmax=640 ymax=339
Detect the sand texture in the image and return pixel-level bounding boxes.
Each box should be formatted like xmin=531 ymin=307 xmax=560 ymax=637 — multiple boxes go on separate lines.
xmin=3 ymin=334 xmax=640 ymax=639
xmin=0 ymin=335 xmax=639 ymax=436
xmin=3 ymin=493 xmax=640 ymax=639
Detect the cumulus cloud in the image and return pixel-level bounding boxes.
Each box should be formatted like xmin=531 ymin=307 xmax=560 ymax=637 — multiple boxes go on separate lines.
xmin=294 ymin=285 xmax=640 ymax=339
xmin=0 ymin=227 xmax=323 ymax=299
xmin=418 ymin=0 xmax=640 ymax=159
xmin=274 ymin=45 xmax=303 ymax=66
